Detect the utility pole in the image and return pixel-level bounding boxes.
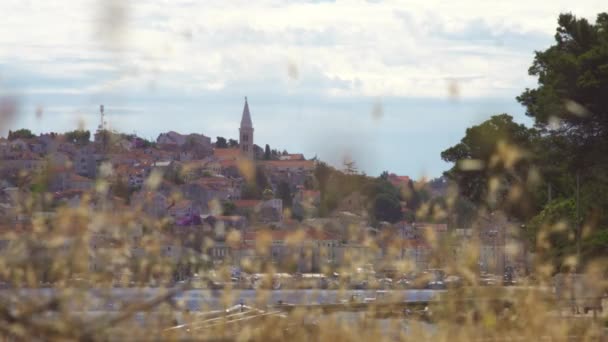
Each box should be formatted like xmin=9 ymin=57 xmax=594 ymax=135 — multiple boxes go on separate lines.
xmin=575 ymin=171 xmax=581 ymax=271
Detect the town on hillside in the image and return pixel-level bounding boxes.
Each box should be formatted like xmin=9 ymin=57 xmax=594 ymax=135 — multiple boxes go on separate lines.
xmin=0 ymin=98 xmax=526 ymax=288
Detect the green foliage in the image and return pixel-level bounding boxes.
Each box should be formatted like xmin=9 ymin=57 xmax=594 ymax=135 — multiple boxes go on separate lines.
xmin=262 ymin=188 xmax=274 ymax=201
xmin=215 ymin=137 xmax=228 ymax=148
xmin=364 ymin=177 xmax=403 ymax=223
xmin=517 ymin=12 xmax=608 ymax=233
xmin=277 ymin=181 xmax=292 ymax=208
xmin=113 ymin=177 xmax=133 ymax=204
xmin=441 ymin=114 xmax=541 ymax=220
xmin=163 ymin=164 xmax=185 ymax=185
xmin=264 ymin=144 xmax=271 ymax=160
xmin=241 ymin=166 xmax=271 ymax=200
xmin=314 ymin=162 xmax=332 ymax=197
xmin=517 ymin=13 xmax=608 ymax=138
xmin=527 ymin=198 xmax=577 ymax=268
xmin=372 ymin=193 xmax=402 ymax=223
xmin=222 ymin=201 xmax=237 ymax=215
xmin=8 ymin=128 xmax=35 ymax=140
xmin=228 ymin=139 xmax=239 ymax=148
xmin=65 ymin=130 xmax=91 ymax=146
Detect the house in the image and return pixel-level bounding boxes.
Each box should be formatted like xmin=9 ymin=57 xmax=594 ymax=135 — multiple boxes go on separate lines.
xmin=260 ymin=198 xmax=283 ymax=223
xmin=202 ymin=159 xmax=222 ymax=176
xmin=156 ymin=131 xmax=212 ymax=158
xmin=279 ymin=154 xmax=305 ymax=161
xmin=180 ymin=160 xmax=207 ymax=181
xmin=167 ymin=199 xmax=199 ymax=221
xmin=53 ymin=190 xmax=85 ymax=208
xmin=387 ymin=173 xmax=411 ymax=190
xmin=131 ymin=191 xmax=168 ymax=218
xmin=261 ymin=159 xmax=316 ymax=192
xmin=47 ymin=151 xmax=71 ymax=168
xmin=0 ymin=152 xmax=45 ymax=174
xmin=233 ymin=199 xmax=263 ymax=217
xmin=236 ymin=227 xmax=340 ymax=272
xmin=184 ymin=176 xmax=240 ymax=206
xmin=478 ymin=212 xmax=525 ymax=274
xmin=293 ymin=188 xmax=320 ymax=218
xmin=74 ymin=149 xmax=102 ymax=178
xmin=69 ymin=173 xmax=95 ymax=191
xmin=9 ymin=139 xmax=29 ymax=151
xmin=401 ymin=240 xmax=431 ymax=271
xmin=204 ymin=215 xmax=248 ymax=231
xmin=232 ymin=198 xmax=282 ymax=223
xmin=213 ymin=148 xmax=241 ymax=161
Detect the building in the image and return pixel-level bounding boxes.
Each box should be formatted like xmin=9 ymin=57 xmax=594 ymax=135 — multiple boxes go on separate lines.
xmin=239 ymin=97 xmax=254 ymax=160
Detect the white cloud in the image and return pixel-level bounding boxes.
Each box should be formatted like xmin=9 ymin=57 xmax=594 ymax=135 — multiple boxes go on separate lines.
xmin=2 ymin=0 xmax=604 ymax=100
xmin=1 ymin=0 xmax=605 ymax=176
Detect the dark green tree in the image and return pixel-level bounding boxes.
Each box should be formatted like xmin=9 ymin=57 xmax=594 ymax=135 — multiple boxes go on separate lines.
xmin=314 ymin=162 xmax=332 ymax=194
xmin=215 ymin=137 xmax=228 ymax=148
xmin=228 ymin=139 xmax=239 ymax=148
xmin=222 ymin=201 xmax=237 ymax=215
xmin=8 ymin=129 xmax=35 ymax=140
xmin=440 ymin=114 xmax=540 ymax=219
xmin=373 ymin=193 xmax=402 ymax=223
xmin=517 ymin=12 xmax=608 ymax=229
xmin=277 ymin=181 xmax=292 ymax=208
xmin=264 ymin=144 xmax=271 ymax=160
xmin=65 ymin=130 xmax=91 ymax=145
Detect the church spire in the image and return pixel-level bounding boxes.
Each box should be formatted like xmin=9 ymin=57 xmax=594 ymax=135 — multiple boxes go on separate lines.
xmin=241 ymin=96 xmax=253 ymax=128
xmin=239 ymin=96 xmax=254 ymax=160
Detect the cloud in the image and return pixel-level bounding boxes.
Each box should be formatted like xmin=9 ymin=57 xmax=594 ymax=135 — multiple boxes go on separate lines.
xmin=0 ymin=0 xmax=605 ymax=176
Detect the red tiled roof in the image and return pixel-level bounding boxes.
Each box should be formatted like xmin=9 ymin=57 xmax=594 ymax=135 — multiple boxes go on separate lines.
xmin=215 ymin=215 xmax=246 ymax=222
xmin=213 ymin=148 xmax=241 ymax=160
xmin=281 ymin=154 xmax=304 ymax=161
xmin=262 ymin=160 xmax=315 ymax=169
xmin=388 ymin=174 xmax=411 ymax=187
xmin=70 ymin=173 xmax=93 ymax=183
xmin=53 ymin=189 xmax=84 ymax=200
xmin=302 ymin=190 xmax=320 ymax=198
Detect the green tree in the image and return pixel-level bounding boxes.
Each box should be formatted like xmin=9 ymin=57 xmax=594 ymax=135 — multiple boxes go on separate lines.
xmin=215 ymin=137 xmax=228 ymax=148
xmin=517 ymin=13 xmax=608 ymax=139
xmin=363 ymin=176 xmax=403 ymax=223
xmin=264 ymin=144 xmax=271 ymax=160
xmin=262 ymin=188 xmax=274 ymax=201
xmin=65 ymin=130 xmax=91 ymax=146
xmin=277 ymin=181 xmax=292 ymax=208
xmin=440 ymin=114 xmax=540 ymax=219
xmin=228 ymin=139 xmax=239 ymax=148
xmin=517 ymin=12 xmax=608 ymax=228
xmin=240 ymin=166 xmax=271 ymax=200
xmin=164 ymin=163 xmax=184 ymax=185
xmin=222 ymin=201 xmax=237 ymax=215
xmin=8 ymin=129 xmax=35 ymax=140
xmin=314 ymin=162 xmax=332 ymax=195
xmin=373 ymin=193 xmax=402 ymax=223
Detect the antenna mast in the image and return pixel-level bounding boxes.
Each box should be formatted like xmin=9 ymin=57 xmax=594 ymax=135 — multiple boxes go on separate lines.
xmin=99 ymin=105 xmax=105 ymax=131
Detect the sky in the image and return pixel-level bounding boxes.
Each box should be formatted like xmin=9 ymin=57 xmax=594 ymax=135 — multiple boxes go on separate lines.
xmin=0 ymin=0 xmax=604 ymax=178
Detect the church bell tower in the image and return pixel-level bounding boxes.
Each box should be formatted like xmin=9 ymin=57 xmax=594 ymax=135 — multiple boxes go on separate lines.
xmin=239 ymin=97 xmax=254 ymax=160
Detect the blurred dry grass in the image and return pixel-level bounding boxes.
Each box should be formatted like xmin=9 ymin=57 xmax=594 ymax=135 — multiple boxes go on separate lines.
xmin=0 ymin=4 xmax=606 ymax=340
